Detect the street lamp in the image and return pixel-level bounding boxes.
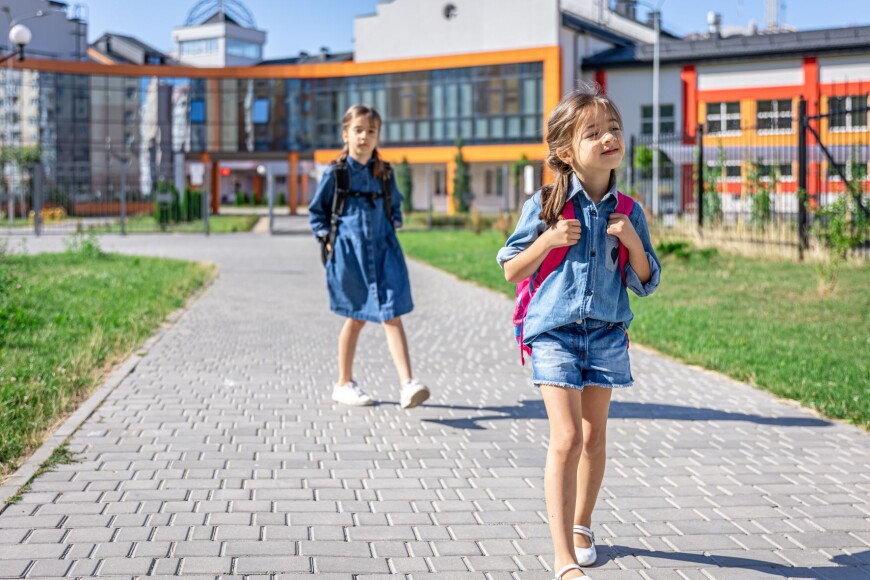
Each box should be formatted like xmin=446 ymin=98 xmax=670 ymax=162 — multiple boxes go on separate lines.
xmin=106 ymin=136 xmax=132 ymax=235
xmin=651 ymin=8 xmax=661 ymax=218
xmin=1 ymin=8 xmax=46 ymax=225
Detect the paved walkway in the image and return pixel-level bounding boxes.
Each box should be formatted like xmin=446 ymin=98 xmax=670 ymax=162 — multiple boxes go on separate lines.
xmin=1 ymin=226 xmax=868 ymax=579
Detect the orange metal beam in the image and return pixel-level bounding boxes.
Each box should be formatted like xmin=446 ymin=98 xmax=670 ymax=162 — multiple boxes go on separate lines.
xmin=13 ymin=46 xmax=559 ymax=79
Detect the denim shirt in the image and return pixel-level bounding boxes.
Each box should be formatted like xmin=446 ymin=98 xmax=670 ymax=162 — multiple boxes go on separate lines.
xmin=497 ymin=174 xmax=661 ymax=344
xmin=308 ymin=156 xmax=412 ymax=322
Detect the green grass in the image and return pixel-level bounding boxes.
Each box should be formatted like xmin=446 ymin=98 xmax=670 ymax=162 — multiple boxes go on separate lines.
xmin=5 ymin=443 xmax=80 ymax=504
xmin=398 ymin=230 xmax=870 ymax=428
xmin=0 ymin=243 xmax=213 ymax=479
xmin=83 ymin=215 xmax=260 ymax=234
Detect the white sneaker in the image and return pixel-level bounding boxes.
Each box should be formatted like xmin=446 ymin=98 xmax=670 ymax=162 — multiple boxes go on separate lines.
xmin=400 ymin=378 xmax=430 ymax=409
xmin=331 ymin=380 xmax=373 ymax=406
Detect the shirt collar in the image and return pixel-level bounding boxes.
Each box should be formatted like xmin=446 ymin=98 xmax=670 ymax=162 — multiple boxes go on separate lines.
xmin=566 ymin=171 xmax=619 ymax=205
xmin=346 ymin=155 xmax=375 ymax=171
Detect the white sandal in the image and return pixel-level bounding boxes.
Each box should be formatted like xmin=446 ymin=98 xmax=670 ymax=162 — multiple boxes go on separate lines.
xmin=573 ymin=525 xmax=597 ymax=566
xmin=553 ymin=563 xmax=589 ymax=580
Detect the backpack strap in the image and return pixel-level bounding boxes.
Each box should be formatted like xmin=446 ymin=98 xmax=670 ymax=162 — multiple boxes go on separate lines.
xmin=533 ymin=196 xmax=576 ymax=288
xmin=615 ymin=191 xmax=635 ymax=285
xmin=380 ymin=161 xmax=393 ymax=223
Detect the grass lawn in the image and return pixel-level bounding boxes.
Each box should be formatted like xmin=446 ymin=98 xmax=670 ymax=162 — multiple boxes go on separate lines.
xmin=0 ymin=242 xmax=213 ymax=480
xmin=83 ymin=215 xmax=260 ymax=234
xmin=398 ymin=230 xmax=870 ymax=428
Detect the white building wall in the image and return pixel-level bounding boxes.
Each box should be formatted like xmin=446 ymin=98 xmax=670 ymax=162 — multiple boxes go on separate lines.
xmin=560 ymin=0 xmax=658 ymax=44
xmin=172 ymin=22 xmax=265 ymax=67
xmin=354 ymin=0 xmax=560 ymax=62
xmin=697 ymin=60 xmax=803 ymax=90
xmin=0 ymin=0 xmax=86 ymax=60
xmin=605 ymin=66 xmax=683 ymax=141
xmin=819 ymin=55 xmax=870 ymax=84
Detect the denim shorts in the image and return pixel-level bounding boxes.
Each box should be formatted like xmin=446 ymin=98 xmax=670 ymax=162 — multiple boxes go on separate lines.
xmin=530 ymin=319 xmax=633 ymax=391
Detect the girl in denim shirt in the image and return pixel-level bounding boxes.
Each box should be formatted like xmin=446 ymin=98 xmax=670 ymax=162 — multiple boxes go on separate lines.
xmin=309 ymin=105 xmax=430 ymax=410
xmin=497 ymin=85 xmax=660 ymax=580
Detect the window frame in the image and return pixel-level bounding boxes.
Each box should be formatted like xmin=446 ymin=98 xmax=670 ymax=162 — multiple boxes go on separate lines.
xmin=756 ymin=99 xmax=793 ymax=134
xmin=705 ymin=101 xmax=741 ymax=136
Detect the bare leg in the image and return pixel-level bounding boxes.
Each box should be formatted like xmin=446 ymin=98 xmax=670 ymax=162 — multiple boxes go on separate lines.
xmin=338 ymin=318 xmax=366 ymax=384
xmin=541 ymin=384 xmax=586 ymax=579
xmin=573 ymin=385 xmax=613 ymax=549
xmin=383 ymin=317 xmax=412 ymax=383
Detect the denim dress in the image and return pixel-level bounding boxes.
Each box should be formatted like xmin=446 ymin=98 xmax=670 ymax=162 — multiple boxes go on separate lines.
xmin=309 ymin=156 xmax=413 ymax=323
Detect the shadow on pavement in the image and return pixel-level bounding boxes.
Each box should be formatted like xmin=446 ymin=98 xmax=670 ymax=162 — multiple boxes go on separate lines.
xmin=416 ymin=399 xmax=831 ymax=430
xmin=596 ymin=546 xmax=867 ymax=579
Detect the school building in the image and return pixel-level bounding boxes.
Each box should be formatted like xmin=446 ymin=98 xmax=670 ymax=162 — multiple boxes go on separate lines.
xmin=2 ymin=0 xmax=869 ymax=218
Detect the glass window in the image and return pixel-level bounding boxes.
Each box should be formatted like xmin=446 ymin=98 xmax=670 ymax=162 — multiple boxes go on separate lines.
xmin=829 ymin=95 xmax=868 ymax=130
xmin=459 ymin=83 xmax=472 ymax=117
xmin=475 ymin=118 xmax=488 ymax=139
xmin=706 ymin=101 xmax=741 ymax=134
xmin=227 ymin=39 xmax=261 ymax=60
xmin=757 ymin=99 xmax=792 ymax=131
xmin=180 ymin=38 xmax=218 ymax=56
xmin=253 ymin=98 xmax=269 ymax=124
xmin=641 ymin=104 xmax=675 ymax=135
xmin=522 ymin=79 xmax=537 ymax=115
xmin=190 ymin=98 xmax=205 ymax=123
xmin=432 ymin=85 xmax=444 ymax=118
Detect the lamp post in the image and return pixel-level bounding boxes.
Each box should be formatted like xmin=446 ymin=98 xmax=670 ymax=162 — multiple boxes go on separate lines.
xmin=651 ymin=9 xmax=661 ymax=218
xmin=106 ymin=136 xmax=132 ymax=235
xmin=1 ymin=7 xmax=46 ymax=226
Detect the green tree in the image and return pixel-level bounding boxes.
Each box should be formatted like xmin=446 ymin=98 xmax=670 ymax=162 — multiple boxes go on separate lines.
xmin=747 ymin=159 xmax=773 ymax=230
xmin=453 ymin=140 xmax=472 ymax=213
xmin=815 ymin=193 xmax=868 ymax=292
xmin=395 ymin=157 xmax=413 ymax=214
xmin=703 ymin=143 xmax=725 ymax=224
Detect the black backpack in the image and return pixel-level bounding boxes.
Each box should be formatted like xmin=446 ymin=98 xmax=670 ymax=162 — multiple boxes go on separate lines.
xmin=320 ymin=160 xmax=393 ymax=265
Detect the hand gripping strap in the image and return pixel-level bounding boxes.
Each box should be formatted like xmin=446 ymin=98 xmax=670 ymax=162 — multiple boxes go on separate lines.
xmin=533 ymin=198 xmax=576 ymax=288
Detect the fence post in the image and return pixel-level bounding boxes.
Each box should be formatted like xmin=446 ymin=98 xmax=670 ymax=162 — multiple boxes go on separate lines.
xmin=203 ymin=162 xmax=211 ymax=237
xmin=696 ymin=123 xmax=704 ymax=229
xmin=628 ymin=134 xmax=636 ymax=196
xmin=797 ymin=97 xmax=808 ymax=261
xmin=32 ymin=163 xmax=43 ymax=236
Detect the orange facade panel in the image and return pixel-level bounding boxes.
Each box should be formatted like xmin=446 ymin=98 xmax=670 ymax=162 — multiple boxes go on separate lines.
xmin=15 ymin=46 xmax=560 ymax=80
xmin=312 ymin=144 xmax=547 ymax=166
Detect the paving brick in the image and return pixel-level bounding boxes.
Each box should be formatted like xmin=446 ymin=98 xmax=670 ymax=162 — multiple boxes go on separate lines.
xmin=2 ymin=232 xmax=868 ymax=579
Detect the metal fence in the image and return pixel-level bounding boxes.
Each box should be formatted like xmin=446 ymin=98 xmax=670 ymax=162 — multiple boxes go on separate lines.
xmin=625 ymin=97 xmax=869 ymax=260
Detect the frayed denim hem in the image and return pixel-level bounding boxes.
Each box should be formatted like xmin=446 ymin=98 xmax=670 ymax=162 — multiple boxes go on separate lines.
xmin=583 ymin=381 xmax=634 ymax=389
xmin=533 ymin=380 xmax=585 ymax=392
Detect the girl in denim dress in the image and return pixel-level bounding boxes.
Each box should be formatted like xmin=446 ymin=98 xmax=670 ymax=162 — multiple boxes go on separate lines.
xmin=497 ymin=85 xmax=661 ymax=580
xmin=309 ymin=105 xmax=430 ymax=410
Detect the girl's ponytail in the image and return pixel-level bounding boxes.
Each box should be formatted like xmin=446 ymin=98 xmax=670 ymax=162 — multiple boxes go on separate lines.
xmin=371 ymin=147 xmax=390 ymax=181
xmin=540 ymin=154 xmax=574 ymax=225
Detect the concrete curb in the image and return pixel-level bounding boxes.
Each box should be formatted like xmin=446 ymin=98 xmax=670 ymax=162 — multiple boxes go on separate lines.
xmin=0 ymin=264 xmax=219 ymax=507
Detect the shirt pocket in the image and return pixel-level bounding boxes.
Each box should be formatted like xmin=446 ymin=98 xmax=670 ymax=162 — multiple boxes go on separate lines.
xmin=604 ymin=234 xmax=619 ymax=272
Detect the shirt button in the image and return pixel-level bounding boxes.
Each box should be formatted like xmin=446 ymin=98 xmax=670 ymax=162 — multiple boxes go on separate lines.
xmin=590 ymin=210 xmax=597 ymax=216
xmin=585 ymin=290 xmax=593 ymax=296
xmin=590 ymin=251 xmax=596 ymax=257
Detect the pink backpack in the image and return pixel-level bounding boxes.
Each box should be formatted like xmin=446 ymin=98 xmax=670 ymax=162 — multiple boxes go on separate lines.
xmin=512 ymin=192 xmax=635 ymax=365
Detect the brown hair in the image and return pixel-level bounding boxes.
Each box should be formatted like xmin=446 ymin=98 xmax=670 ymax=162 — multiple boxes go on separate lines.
xmin=338 ymin=104 xmax=390 ymax=180
xmin=539 ymin=82 xmax=623 ymax=225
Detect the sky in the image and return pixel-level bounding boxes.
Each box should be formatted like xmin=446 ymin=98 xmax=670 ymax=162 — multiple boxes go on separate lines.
xmin=79 ymin=0 xmax=869 ymax=60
